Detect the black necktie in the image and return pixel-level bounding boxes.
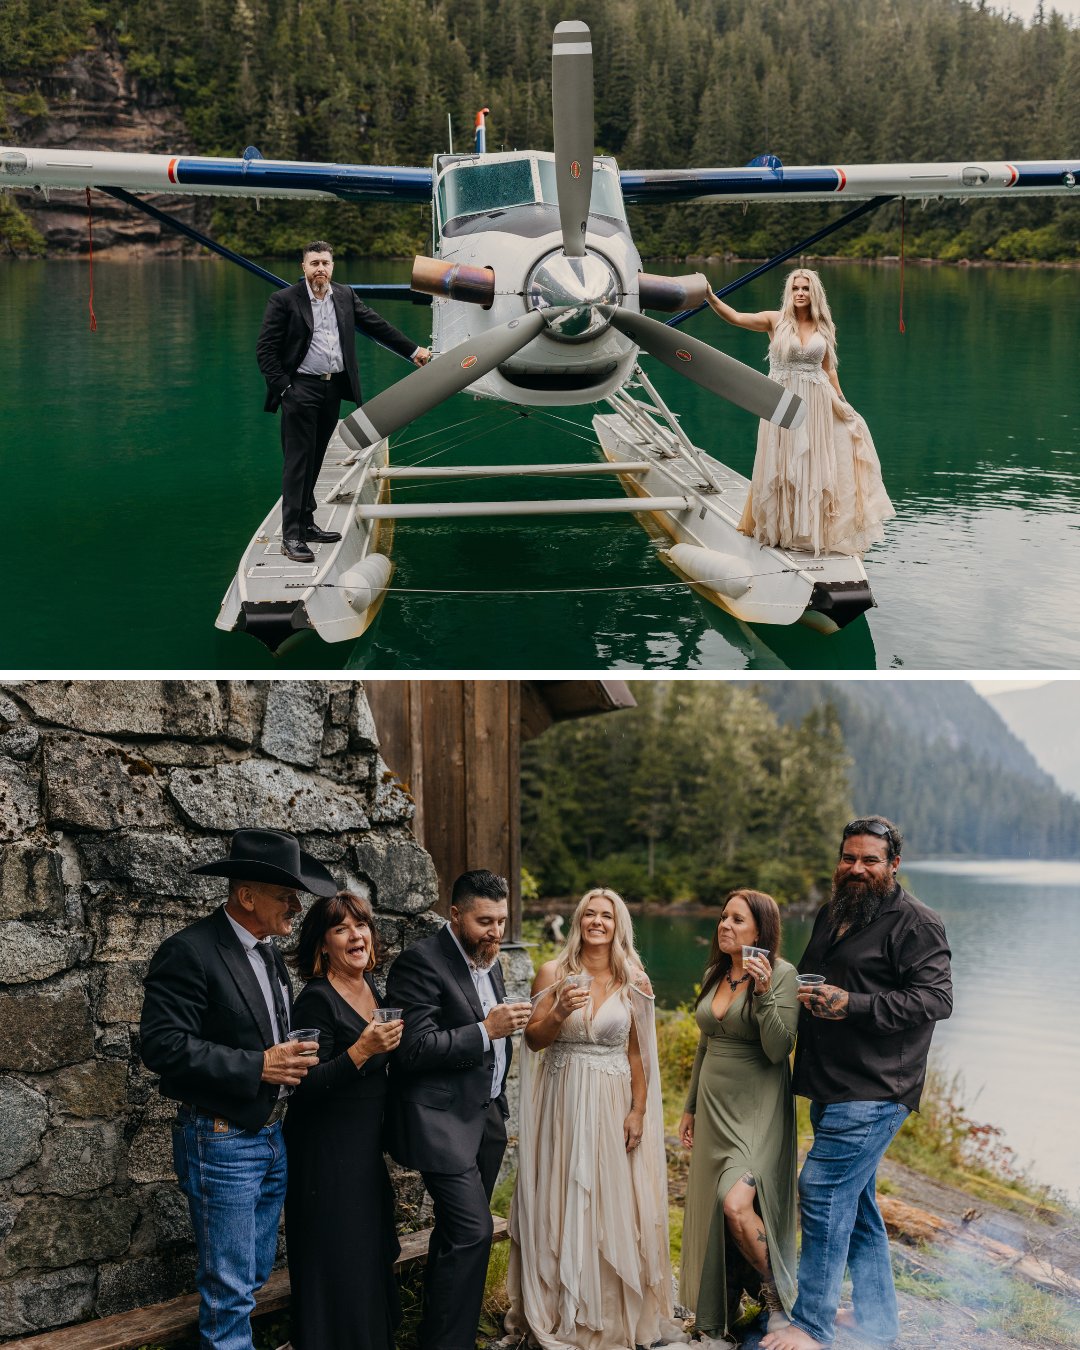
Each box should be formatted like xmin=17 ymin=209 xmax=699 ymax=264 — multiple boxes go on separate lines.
xmin=255 ymin=942 xmax=290 ymax=1040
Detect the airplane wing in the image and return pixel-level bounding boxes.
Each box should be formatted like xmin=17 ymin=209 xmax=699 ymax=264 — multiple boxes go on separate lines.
xmin=0 ymin=147 xmax=432 ymax=202
xmin=620 ymin=160 xmax=1080 ymax=204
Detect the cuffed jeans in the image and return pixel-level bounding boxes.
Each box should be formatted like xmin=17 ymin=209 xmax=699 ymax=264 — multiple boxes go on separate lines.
xmin=789 ymin=1099 xmax=910 ymax=1345
xmin=173 ymin=1107 xmax=288 ymax=1350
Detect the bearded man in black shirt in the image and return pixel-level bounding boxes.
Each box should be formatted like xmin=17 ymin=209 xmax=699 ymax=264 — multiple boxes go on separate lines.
xmin=762 ymin=816 xmax=952 ymax=1350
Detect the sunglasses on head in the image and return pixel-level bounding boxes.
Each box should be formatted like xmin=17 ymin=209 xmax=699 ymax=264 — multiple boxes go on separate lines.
xmin=843 ymin=819 xmax=891 ymax=839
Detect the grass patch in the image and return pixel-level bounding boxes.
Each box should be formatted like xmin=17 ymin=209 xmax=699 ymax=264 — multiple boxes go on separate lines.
xmin=894 ymin=1248 xmax=1080 ymax=1346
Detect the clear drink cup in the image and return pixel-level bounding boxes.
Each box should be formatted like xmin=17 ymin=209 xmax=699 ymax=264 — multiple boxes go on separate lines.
xmin=742 ymin=945 xmax=770 ymax=963
xmin=796 ymin=973 xmax=826 ymax=988
xmin=287 ymin=1027 xmax=321 ymax=1056
xmin=371 ymin=1007 xmax=403 ymax=1024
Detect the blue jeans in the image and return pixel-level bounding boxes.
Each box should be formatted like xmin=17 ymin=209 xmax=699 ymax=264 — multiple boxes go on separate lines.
xmin=790 ymin=1100 xmax=910 ymax=1345
xmin=173 ymin=1108 xmax=288 ymax=1350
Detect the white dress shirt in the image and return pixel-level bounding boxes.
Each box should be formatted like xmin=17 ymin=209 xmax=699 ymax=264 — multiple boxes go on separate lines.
xmin=446 ymin=923 xmax=506 ymax=1100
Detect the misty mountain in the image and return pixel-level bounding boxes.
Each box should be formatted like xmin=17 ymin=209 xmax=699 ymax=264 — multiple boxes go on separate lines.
xmin=756 ymin=681 xmax=1080 ymax=859
xmin=984 ymin=683 xmax=1080 ymax=801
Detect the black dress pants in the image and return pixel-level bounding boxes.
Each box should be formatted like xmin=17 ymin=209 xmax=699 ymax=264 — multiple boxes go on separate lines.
xmin=418 ymin=1100 xmax=507 ymax=1350
xmin=279 ymin=372 xmax=349 ymax=540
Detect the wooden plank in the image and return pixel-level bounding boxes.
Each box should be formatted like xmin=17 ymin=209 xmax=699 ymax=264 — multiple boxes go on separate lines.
xmin=464 ymin=682 xmax=512 ymax=885
xmin=6 ymin=1220 xmax=508 ymax=1350
xmin=420 ymin=682 xmax=466 ymax=914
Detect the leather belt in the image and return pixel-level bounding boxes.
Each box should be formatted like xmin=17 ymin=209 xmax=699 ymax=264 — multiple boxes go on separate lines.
xmin=178 ymin=1098 xmax=287 ymax=1129
xmin=297 ymin=370 xmax=339 ymax=381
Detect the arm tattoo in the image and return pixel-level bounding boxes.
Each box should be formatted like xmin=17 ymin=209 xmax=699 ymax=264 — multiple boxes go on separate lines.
xmin=755 ymin=1228 xmax=767 ymax=1246
xmin=741 ymin=1172 xmax=757 ymax=1188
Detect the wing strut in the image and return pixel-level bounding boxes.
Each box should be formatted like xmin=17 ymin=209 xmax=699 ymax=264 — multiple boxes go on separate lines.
xmin=100 ymin=187 xmax=429 ymax=301
xmin=102 ymin=186 xmax=290 ymax=286
xmin=665 ymin=194 xmax=895 ymax=328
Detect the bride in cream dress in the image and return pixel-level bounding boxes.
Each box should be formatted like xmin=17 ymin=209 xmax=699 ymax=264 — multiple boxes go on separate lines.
xmin=706 ymin=268 xmax=895 ymax=558
xmin=502 ymin=888 xmax=687 ymax=1350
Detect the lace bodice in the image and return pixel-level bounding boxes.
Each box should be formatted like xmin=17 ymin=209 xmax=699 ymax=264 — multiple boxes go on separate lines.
xmin=768 ymin=331 xmax=828 ymax=382
xmin=544 ymin=991 xmax=631 ymax=1076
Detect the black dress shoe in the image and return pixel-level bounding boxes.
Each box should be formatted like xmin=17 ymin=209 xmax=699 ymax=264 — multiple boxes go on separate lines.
xmin=305 ymin=526 xmax=342 ymax=543
xmin=281 ymin=538 xmax=315 ymax=562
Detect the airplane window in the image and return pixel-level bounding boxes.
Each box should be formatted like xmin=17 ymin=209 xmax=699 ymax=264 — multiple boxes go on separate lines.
xmin=537 ymin=159 xmax=626 ymax=221
xmin=439 ymin=160 xmax=537 ymax=223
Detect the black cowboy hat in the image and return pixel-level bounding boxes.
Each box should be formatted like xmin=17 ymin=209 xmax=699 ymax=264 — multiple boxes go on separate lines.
xmin=190 ymin=828 xmax=337 ymax=896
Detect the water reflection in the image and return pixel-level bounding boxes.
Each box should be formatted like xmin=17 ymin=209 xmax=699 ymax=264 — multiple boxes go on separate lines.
xmin=1 ymin=258 xmax=1077 ymax=669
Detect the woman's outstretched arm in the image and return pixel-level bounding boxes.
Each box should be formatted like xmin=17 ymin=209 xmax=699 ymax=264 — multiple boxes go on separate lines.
xmin=705 ymin=288 xmax=776 ymax=333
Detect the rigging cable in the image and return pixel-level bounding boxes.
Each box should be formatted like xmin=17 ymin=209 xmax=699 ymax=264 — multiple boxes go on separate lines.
xmin=85 ymin=189 xmax=98 ymax=332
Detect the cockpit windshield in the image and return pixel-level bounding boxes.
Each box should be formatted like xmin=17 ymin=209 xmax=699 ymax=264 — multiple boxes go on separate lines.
xmin=436 ymin=155 xmax=626 ymax=229
xmin=537 ymin=159 xmax=626 ymax=221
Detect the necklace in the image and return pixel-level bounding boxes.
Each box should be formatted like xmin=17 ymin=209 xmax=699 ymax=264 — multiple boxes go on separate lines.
xmin=725 ymin=969 xmax=751 ymax=991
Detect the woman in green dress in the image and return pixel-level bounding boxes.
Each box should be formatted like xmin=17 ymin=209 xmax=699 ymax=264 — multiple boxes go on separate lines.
xmin=678 ymin=889 xmax=799 ymax=1342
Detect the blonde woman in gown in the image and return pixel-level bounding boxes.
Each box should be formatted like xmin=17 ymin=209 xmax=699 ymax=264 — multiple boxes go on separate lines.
xmin=705 ymin=269 xmax=895 ymax=557
xmin=678 ymin=890 xmax=799 ymax=1344
xmin=503 ymin=888 xmax=686 ymax=1350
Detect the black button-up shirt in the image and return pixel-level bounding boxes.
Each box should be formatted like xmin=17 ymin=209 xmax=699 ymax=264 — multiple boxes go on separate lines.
xmin=791 ymin=884 xmax=952 ymax=1111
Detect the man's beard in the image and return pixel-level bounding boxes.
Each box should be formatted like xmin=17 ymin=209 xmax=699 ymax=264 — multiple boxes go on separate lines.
xmin=828 ymin=868 xmax=895 ymax=932
xmin=461 ymin=931 xmax=501 ymax=971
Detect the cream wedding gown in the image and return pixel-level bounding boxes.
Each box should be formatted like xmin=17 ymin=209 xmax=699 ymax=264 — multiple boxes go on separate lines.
xmin=504 ymin=984 xmax=684 ymax=1350
xmin=738 ymin=332 xmax=895 ymax=557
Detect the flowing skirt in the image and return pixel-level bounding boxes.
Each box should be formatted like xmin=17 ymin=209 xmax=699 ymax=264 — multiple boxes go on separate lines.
xmin=739 ymin=374 xmax=895 ymax=556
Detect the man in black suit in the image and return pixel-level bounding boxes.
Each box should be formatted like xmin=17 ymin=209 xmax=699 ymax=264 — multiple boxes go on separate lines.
xmin=140 ymin=828 xmax=337 ymax=1350
xmin=385 ymin=869 xmax=533 ymax=1350
xmin=255 ymin=240 xmax=430 ymax=562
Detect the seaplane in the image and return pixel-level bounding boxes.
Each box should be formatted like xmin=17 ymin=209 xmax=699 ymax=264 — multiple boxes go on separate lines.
xmin=3 ymin=20 xmax=1077 ymax=653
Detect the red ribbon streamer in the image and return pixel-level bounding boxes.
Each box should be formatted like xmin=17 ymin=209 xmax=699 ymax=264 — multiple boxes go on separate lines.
xmin=85 ymin=188 xmax=98 ymax=332
xmin=898 ymin=198 xmax=906 ymax=335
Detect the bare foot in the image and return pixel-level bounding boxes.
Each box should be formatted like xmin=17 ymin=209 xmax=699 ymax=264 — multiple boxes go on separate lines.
xmin=760 ymin=1326 xmax=828 ymax=1350
xmin=835 ymin=1308 xmax=857 ymax=1331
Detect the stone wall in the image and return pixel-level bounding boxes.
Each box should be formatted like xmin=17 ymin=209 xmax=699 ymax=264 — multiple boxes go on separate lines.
xmin=0 ymin=679 xmax=531 ymax=1342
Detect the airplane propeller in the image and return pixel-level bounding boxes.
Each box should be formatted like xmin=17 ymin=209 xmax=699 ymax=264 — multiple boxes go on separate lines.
xmin=340 ymin=312 xmax=549 ymax=453
xmin=342 ymin=18 xmax=805 ymax=453
xmin=551 ymin=19 xmax=594 ymax=259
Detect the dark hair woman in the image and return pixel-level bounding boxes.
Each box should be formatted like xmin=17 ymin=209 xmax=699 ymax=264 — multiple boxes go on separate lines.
xmin=283 ymin=891 xmax=403 ymax=1350
xmin=677 ymin=889 xmax=800 ymax=1341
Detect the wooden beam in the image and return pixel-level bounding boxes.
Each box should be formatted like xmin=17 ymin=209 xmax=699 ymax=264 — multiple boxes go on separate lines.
xmin=5 ymin=1220 xmax=509 ymax=1350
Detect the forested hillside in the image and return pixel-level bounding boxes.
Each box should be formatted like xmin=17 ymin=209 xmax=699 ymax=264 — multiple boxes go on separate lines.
xmin=521 ymin=679 xmax=1080 ymax=906
xmin=2 ymin=0 xmax=1078 ymax=259
xmin=757 ymin=680 xmax=1080 ymax=859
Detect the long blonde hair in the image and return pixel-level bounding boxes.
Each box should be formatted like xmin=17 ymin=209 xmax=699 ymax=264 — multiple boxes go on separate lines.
xmin=553 ymin=886 xmax=644 ymax=993
xmin=771 ymin=267 xmax=837 ymax=367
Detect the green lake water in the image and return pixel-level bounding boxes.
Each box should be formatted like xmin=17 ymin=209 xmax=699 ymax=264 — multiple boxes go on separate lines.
xmin=633 ymin=858 xmax=1080 ymax=1198
xmin=1 ymin=258 xmax=1077 ymax=671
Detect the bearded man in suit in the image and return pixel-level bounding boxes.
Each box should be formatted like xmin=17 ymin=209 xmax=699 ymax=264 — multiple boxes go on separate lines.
xmin=385 ymin=869 xmax=534 ymax=1350
xmin=140 ymin=828 xmax=336 ymax=1350
xmin=255 ymin=240 xmax=430 ymax=563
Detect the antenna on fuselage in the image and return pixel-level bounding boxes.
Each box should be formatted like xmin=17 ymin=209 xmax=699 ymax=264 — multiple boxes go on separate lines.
xmin=475 ymin=107 xmax=490 ymax=154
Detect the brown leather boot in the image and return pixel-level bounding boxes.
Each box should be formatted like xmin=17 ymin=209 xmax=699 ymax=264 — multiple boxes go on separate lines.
xmin=759 ymin=1280 xmax=790 ymax=1334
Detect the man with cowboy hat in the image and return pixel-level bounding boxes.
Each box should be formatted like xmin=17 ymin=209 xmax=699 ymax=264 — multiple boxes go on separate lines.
xmin=141 ymin=828 xmax=337 ymax=1350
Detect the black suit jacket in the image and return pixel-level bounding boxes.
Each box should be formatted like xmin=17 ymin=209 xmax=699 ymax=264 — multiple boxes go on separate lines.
xmin=383 ymin=924 xmax=511 ymax=1174
xmin=140 ymin=905 xmax=291 ymax=1131
xmin=255 ymin=279 xmax=418 ymax=412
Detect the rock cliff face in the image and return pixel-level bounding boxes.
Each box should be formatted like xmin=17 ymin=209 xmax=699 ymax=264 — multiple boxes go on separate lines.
xmin=0 ymin=680 xmax=532 ymax=1340
xmin=2 ymin=31 xmax=208 ymax=255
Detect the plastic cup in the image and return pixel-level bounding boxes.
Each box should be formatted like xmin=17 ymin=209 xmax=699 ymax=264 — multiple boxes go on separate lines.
xmin=371 ymin=1007 xmax=403 ymax=1024
xmin=742 ymin=945 xmax=770 ymax=963
xmin=796 ymin=973 xmax=826 ymax=987
xmin=568 ymin=973 xmax=594 ymax=989
xmin=287 ymin=1028 xmax=321 ymax=1055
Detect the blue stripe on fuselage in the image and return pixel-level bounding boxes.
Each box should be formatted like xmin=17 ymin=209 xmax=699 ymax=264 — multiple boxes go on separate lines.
xmin=620 ymin=167 xmax=842 ymax=203
xmin=174 ymin=159 xmax=433 ymax=201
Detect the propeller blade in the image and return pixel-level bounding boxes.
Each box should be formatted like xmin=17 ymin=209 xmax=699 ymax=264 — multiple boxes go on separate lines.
xmin=339 ymin=311 xmax=548 ymax=452
xmin=609 ymin=308 xmax=806 ymax=428
xmin=551 ymin=20 xmax=594 ymax=259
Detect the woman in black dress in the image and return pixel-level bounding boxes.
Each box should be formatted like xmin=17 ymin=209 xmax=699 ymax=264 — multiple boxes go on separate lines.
xmin=284 ymin=891 xmax=404 ymax=1350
